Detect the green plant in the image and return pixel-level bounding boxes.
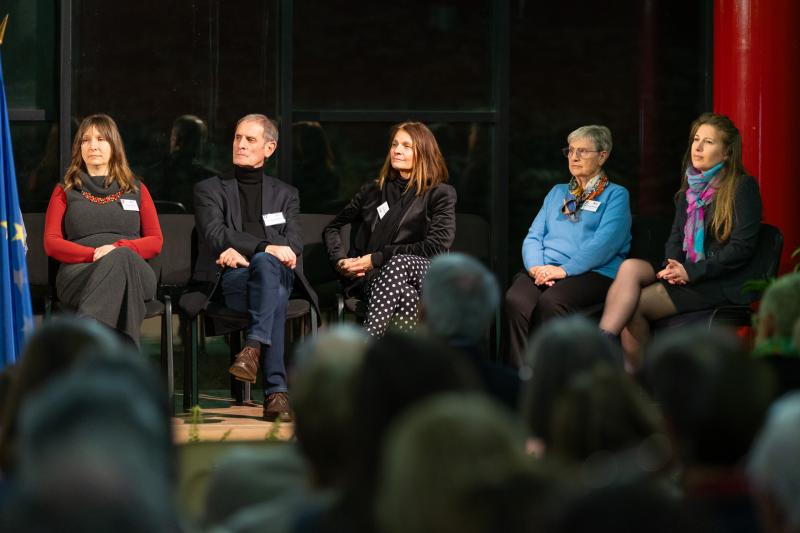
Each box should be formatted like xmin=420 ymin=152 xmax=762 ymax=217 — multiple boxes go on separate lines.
xmin=265 ymin=415 xmax=283 ymax=441
xmin=742 ymin=246 xmax=800 ymax=295
xmin=188 ymin=405 xmax=203 ymax=443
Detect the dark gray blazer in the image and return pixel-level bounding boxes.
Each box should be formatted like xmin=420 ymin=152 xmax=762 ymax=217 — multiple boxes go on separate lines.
xmin=192 ymin=171 xmax=318 ymax=313
xmin=663 ymin=174 xmax=762 ymax=305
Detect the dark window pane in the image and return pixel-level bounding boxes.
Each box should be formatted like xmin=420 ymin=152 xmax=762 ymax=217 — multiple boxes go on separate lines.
xmin=293 ymin=121 xmax=491 ymax=221
xmin=11 ymin=122 xmax=58 ymax=212
xmin=508 ymin=0 xmax=707 ymax=275
xmin=3 ymin=0 xmax=57 ymax=111
xmin=294 ymin=2 xmax=492 ymax=110
xmin=72 ymin=0 xmax=278 ymax=211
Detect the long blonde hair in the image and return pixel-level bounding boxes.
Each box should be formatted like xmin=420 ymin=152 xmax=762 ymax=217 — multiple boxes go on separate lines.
xmin=63 ymin=114 xmax=138 ymax=193
xmin=376 ymin=122 xmax=449 ymax=196
xmin=678 ymin=113 xmax=747 ymax=242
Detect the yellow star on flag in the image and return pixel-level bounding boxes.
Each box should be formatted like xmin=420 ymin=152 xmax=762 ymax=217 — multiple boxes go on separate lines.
xmin=12 ymin=223 xmax=24 ymax=242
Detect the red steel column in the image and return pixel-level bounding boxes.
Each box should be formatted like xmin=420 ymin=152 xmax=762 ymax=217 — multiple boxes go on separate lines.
xmin=714 ymin=0 xmax=800 ymax=273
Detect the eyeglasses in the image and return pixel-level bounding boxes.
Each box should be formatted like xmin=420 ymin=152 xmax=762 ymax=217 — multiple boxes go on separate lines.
xmin=562 ymin=147 xmax=602 ymax=159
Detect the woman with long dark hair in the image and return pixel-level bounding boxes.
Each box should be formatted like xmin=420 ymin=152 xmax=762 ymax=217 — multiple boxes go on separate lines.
xmin=323 ymin=122 xmax=456 ymax=337
xmin=599 ymin=113 xmax=762 ymax=367
xmin=44 ymin=114 xmax=163 ymax=345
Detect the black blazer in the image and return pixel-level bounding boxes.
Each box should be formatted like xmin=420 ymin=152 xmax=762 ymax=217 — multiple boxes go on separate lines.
xmin=191 ymin=171 xmax=318 ymax=312
xmin=323 ymin=179 xmax=457 ymax=294
xmin=663 ymin=174 xmax=762 ymax=304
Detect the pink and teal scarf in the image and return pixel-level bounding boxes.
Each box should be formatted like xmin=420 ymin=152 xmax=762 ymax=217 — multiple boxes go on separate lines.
xmin=683 ymin=162 xmax=724 ymax=262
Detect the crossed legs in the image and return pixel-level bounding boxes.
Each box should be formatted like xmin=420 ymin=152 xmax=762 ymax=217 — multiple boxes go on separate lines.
xmin=221 ymin=253 xmax=294 ymax=395
xmin=599 ymin=259 xmax=678 ymax=367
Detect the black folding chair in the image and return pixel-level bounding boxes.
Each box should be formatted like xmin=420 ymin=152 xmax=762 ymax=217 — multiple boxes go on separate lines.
xmin=652 ymin=223 xmax=784 ymax=331
xmin=22 ymin=213 xmax=55 ymax=318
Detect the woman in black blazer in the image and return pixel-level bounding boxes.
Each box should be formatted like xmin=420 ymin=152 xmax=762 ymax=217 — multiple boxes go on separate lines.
xmin=599 ymin=113 xmax=762 ymax=367
xmin=324 ymin=122 xmax=456 ymax=337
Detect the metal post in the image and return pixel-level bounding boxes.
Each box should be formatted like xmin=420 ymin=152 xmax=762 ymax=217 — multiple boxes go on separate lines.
xmin=277 ymin=0 xmax=293 ymax=183
xmin=490 ymin=0 xmax=510 ymax=355
xmin=58 ymin=0 xmax=72 ymax=175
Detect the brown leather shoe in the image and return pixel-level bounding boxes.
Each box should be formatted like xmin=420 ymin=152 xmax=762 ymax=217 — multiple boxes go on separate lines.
xmin=228 ymin=346 xmax=259 ymax=384
xmin=263 ymin=392 xmax=293 ymax=422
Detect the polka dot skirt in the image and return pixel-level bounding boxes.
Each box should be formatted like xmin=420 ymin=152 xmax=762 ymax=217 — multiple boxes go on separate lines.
xmin=363 ymin=254 xmax=431 ymax=338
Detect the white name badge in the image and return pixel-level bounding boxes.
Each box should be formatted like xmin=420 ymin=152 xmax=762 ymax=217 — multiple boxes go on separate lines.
xmin=262 ymin=212 xmax=287 ymax=226
xmin=120 ymin=199 xmax=139 ymax=211
xmin=377 ymin=201 xmax=389 ymax=219
xmin=581 ymin=200 xmax=601 ymax=212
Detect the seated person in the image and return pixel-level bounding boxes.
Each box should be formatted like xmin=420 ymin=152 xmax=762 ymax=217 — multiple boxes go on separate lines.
xmin=754 ymin=272 xmax=800 ymax=356
xmin=753 ymin=272 xmax=800 ymax=395
xmin=644 ymin=326 xmax=773 ymax=533
xmin=505 ymin=125 xmax=631 ymax=366
xmin=44 ymin=114 xmax=163 ymax=346
xmin=323 ymin=122 xmax=456 ymax=337
xmin=747 ymin=392 xmax=800 ymax=533
xmin=519 ymin=315 xmax=620 ymax=457
xmin=192 ymin=113 xmax=317 ymax=421
xmin=599 ymin=113 xmax=762 ymax=367
xmin=421 ymin=253 xmax=520 ymax=412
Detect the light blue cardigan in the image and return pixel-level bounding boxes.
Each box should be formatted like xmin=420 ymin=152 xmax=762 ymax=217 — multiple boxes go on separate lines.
xmin=521 ymin=182 xmax=632 ymax=279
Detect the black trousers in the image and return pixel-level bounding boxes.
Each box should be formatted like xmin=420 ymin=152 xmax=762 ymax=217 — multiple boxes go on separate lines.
xmin=503 ymin=270 xmax=613 ymax=367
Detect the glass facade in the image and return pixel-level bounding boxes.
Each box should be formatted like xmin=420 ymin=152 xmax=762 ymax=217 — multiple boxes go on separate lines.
xmin=506 ymin=0 xmax=708 ymax=272
xmin=70 ymin=0 xmax=279 ymax=211
xmin=4 ymin=0 xmax=58 ymax=211
xmin=293 ymin=1 xmax=492 ymax=110
xmin=290 ymin=121 xmax=492 ymax=217
xmin=8 ymin=0 xmax=708 ymax=279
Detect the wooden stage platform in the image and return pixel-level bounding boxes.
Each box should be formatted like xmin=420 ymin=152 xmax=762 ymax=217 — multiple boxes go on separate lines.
xmin=172 ymin=394 xmax=295 ymax=443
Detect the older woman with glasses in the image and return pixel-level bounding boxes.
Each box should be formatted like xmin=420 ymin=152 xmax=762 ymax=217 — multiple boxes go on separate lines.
xmin=504 ymin=125 xmax=631 ymax=366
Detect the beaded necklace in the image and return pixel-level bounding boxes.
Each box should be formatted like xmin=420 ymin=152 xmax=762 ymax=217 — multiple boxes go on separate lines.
xmin=81 ymin=189 xmax=124 ymax=204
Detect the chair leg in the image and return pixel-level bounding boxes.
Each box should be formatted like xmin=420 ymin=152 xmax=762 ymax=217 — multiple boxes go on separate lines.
xmin=199 ymin=318 xmax=207 ymax=357
xmin=311 ymin=307 xmax=318 ymax=336
xmin=230 ymin=332 xmax=245 ymax=405
xmin=163 ymin=295 xmax=174 ymax=415
xmin=337 ymin=294 xmax=344 ymax=323
xmin=183 ymin=316 xmax=199 ymax=411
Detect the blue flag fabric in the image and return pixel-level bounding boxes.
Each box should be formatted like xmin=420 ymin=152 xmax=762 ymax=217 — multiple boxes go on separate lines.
xmin=0 ymin=54 xmax=34 ymax=367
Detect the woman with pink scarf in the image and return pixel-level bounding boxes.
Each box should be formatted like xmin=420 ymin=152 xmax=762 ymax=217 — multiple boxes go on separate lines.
xmin=599 ymin=113 xmax=762 ymax=368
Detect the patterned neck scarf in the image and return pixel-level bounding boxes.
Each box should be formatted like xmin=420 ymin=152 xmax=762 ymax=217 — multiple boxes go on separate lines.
xmin=682 ymin=162 xmax=724 ymax=262
xmin=562 ymin=173 xmax=608 ymax=221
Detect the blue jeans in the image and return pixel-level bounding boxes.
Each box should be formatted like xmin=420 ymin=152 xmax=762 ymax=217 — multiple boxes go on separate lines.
xmin=220 ymin=252 xmax=294 ymax=395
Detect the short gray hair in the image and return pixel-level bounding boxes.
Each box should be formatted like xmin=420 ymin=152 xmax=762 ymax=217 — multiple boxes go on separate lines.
xmin=747 ymin=392 xmax=800 ymax=529
xmin=236 ymin=113 xmax=279 ymax=142
xmin=421 ymin=253 xmax=499 ymax=344
xmin=759 ymin=273 xmax=800 ymax=339
xmin=567 ymin=125 xmax=613 ymax=154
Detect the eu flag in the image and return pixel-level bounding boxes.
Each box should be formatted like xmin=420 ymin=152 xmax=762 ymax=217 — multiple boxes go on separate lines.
xmin=0 ymin=53 xmax=34 ymax=367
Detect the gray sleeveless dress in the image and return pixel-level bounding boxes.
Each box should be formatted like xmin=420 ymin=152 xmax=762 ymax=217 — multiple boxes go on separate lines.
xmin=55 ymin=174 xmax=157 ymax=345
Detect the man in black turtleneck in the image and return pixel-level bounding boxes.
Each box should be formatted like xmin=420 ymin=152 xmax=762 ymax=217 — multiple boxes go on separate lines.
xmin=193 ymin=113 xmax=317 ymax=421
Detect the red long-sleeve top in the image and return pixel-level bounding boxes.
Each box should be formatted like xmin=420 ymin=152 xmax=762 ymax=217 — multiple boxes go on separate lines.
xmin=44 ymin=183 xmax=163 ymax=263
